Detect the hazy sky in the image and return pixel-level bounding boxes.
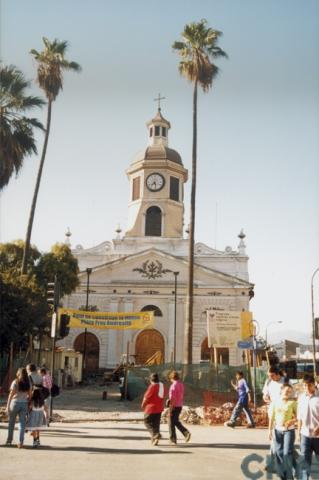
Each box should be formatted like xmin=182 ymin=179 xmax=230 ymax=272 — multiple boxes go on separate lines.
xmin=1 ymin=0 xmax=319 ymax=341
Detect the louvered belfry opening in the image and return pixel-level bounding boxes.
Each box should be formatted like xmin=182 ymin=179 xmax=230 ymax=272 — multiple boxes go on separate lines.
xmin=145 ymin=206 xmax=162 ymax=236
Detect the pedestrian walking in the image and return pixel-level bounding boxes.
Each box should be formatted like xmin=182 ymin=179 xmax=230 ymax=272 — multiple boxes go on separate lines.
xmin=39 ymin=367 xmax=53 ymax=419
xmin=26 ymin=363 xmax=42 ymax=386
xmin=263 ymin=366 xmax=288 ymax=405
xmin=297 ymin=374 xmax=319 ymax=479
xmin=168 ymin=370 xmax=191 ymax=444
xmin=224 ymin=371 xmax=255 ymax=428
xmin=268 ymin=384 xmax=297 ymax=479
xmin=5 ymin=368 xmax=31 ymax=448
xmin=263 ymin=365 xmax=291 ymax=473
xmin=141 ymin=373 xmax=165 ymax=446
xmin=26 ymin=387 xmax=48 ymax=448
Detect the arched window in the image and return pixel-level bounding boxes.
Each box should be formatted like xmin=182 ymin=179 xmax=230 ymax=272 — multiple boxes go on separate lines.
xmin=141 ymin=305 xmax=163 ymax=317
xmin=145 ymin=206 xmax=162 ymax=236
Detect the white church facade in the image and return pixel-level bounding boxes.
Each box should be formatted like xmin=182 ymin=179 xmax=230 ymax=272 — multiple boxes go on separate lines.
xmin=59 ymin=108 xmax=254 ymax=371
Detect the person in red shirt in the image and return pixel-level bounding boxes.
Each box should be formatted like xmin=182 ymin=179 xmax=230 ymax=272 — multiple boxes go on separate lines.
xmin=168 ymin=370 xmax=191 ymax=444
xmin=141 ymin=373 xmax=164 ymax=446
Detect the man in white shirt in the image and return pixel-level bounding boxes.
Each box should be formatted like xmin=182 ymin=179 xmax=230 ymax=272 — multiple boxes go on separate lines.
xmin=297 ymin=374 xmax=319 ymax=479
xmin=263 ymin=366 xmax=289 ymax=473
xmin=263 ymin=366 xmax=287 ymax=404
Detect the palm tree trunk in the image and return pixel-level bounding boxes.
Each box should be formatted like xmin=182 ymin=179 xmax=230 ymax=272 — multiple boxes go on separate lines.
xmin=21 ymin=100 xmax=52 ymax=274
xmin=184 ymin=81 xmax=198 ymax=364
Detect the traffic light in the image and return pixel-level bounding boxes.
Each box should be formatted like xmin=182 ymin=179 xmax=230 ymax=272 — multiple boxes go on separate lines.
xmin=47 ymin=278 xmax=60 ymax=310
xmin=59 ymin=314 xmax=70 ymax=338
xmin=47 ymin=282 xmax=56 ymax=306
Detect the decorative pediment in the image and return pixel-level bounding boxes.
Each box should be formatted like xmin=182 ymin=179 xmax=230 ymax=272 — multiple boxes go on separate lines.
xmin=133 ymin=260 xmax=172 ymax=279
xmin=77 ymin=248 xmax=253 ymax=289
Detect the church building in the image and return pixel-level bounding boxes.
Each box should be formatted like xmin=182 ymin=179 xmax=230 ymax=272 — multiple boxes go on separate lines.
xmin=59 ymin=108 xmax=254 ymax=371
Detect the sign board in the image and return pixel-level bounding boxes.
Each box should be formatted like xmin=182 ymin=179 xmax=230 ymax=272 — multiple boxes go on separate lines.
xmin=58 ymin=308 xmax=154 ymax=330
xmin=51 ymin=312 xmax=57 ymax=338
xmin=237 ymin=340 xmax=253 ymax=349
xmin=207 ymin=310 xmax=253 ymax=348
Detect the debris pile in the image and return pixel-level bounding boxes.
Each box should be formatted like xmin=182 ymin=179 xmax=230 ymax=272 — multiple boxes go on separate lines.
xmin=161 ymin=403 xmax=269 ymax=427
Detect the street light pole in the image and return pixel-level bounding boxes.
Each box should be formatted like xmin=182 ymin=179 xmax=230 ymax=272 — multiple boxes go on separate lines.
xmin=311 ymin=268 xmax=319 ymax=378
xmin=82 ymin=267 xmax=92 ymax=381
xmin=265 ymin=320 xmax=283 ymax=346
xmin=173 ymin=272 xmax=179 ymax=365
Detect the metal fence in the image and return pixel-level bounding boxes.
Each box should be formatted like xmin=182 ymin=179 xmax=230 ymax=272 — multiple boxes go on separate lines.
xmin=126 ymin=363 xmax=268 ymax=404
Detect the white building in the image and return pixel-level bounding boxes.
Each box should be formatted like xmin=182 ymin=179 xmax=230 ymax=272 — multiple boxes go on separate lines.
xmin=59 ymin=108 xmax=254 ymax=371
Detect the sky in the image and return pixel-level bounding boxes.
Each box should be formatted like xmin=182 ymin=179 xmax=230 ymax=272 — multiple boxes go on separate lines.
xmin=1 ymin=0 xmax=319 ymax=342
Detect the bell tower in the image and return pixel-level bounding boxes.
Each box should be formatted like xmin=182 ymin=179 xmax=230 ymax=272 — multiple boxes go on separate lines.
xmin=125 ymin=106 xmax=188 ymax=238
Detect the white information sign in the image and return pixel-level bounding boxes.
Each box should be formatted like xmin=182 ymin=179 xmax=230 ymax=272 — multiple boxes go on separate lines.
xmin=207 ymin=310 xmax=242 ymax=348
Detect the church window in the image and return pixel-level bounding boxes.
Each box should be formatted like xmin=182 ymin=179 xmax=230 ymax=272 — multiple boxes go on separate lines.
xmin=162 ymin=127 xmax=166 ymax=137
xmin=149 ymin=127 xmax=153 ymax=137
xmin=141 ymin=305 xmax=163 ymax=317
xmin=169 ymin=176 xmax=179 ymax=201
xmin=155 ymin=126 xmax=160 ymax=136
xmin=132 ymin=177 xmax=140 ymax=201
xmin=145 ymin=206 xmax=162 ymax=236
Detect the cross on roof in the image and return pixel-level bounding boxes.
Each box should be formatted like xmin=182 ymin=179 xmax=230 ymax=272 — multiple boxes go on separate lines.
xmin=154 ymin=93 xmax=166 ymax=110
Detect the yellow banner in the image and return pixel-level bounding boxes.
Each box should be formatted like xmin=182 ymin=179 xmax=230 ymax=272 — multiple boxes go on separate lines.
xmin=58 ymin=308 xmax=154 ymax=330
xmin=241 ymin=311 xmax=253 ymax=340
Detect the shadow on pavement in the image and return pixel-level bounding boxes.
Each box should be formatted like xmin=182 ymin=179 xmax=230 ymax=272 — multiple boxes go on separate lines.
xmin=43 ymin=432 xmax=150 ymax=441
xmin=176 ymin=443 xmax=269 ymax=450
xmin=17 ymin=445 xmax=192 ymax=455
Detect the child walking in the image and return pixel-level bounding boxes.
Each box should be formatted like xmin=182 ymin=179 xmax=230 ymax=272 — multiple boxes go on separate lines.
xmin=268 ymin=384 xmax=297 ymax=480
xmin=224 ymin=371 xmax=255 ymax=428
xmin=27 ymin=387 xmax=48 ymax=448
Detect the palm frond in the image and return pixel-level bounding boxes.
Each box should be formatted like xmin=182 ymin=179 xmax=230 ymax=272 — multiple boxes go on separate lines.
xmin=172 ymin=19 xmax=227 ymax=92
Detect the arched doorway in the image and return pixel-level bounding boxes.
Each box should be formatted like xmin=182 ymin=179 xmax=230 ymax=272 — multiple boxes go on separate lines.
xmin=74 ymin=332 xmax=100 ymax=374
xmin=201 ymin=337 xmax=229 ymax=365
xmin=135 ymin=329 xmax=165 ymax=365
xmin=145 ymin=206 xmax=162 ymax=236
xmin=141 ymin=305 xmax=163 ymax=317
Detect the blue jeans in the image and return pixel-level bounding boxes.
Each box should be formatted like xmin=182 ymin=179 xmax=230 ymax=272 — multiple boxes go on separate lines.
xmin=230 ymin=398 xmax=255 ymax=426
xmin=273 ymin=429 xmax=295 ymax=479
xmin=7 ymin=400 xmax=29 ymax=444
xmin=299 ymin=434 xmax=319 ymax=479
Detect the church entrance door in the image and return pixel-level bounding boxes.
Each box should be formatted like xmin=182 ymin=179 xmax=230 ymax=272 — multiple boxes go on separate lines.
xmin=74 ymin=332 xmax=100 ymax=374
xmin=135 ymin=329 xmax=165 ymax=365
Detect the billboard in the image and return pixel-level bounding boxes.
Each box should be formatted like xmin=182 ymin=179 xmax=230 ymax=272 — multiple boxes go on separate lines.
xmin=207 ymin=310 xmax=253 ymax=348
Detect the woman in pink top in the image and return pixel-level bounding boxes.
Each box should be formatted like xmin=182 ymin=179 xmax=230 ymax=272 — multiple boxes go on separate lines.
xmin=168 ymin=371 xmax=191 ymax=444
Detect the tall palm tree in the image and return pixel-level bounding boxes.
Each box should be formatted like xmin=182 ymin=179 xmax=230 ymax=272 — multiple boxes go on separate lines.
xmin=172 ymin=20 xmax=227 ymax=364
xmin=21 ymin=38 xmax=81 ymax=274
xmin=0 ymin=65 xmax=44 ymax=190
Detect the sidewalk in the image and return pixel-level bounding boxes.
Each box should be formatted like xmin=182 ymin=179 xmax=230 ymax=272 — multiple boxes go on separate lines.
xmin=0 ymin=422 xmax=270 ymax=480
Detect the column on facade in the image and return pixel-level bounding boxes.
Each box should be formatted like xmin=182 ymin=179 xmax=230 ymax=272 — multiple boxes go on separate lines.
xmin=107 ymin=298 xmax=119 ymax=366
xmin=123 ymin=299 xmax=134 ymax=361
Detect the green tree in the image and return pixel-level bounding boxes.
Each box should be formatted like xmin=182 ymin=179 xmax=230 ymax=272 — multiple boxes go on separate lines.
xmin=172 ymin=20 xmax=227 ymax=364
xmin=21 ymin=38 xmax=81 ymax=274
xmin=35 ymin=243 xmax=79 ymax=297
xmin=0 ymin=241 xmax=79 ymax=352
xmin=0 ymin=65 xmax=44 ymax=190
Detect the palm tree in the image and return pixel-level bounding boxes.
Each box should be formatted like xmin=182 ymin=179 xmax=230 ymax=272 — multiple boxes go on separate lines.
xmin=21 ymin=38 xmax=81 ymax=274
xmin=172 ymin=20 xmax=227 ymax=364
xmin=0 ymin=65 xmax=44 ymax=190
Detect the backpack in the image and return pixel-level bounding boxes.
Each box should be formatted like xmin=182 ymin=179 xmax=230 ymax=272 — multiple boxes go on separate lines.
xmin=28 ymin=375 xmax=50 ymax=399
xmin=51 ymin=383 xmax=60 ymax=398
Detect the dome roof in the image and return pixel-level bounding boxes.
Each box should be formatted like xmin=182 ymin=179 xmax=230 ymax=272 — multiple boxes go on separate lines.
xmin=132 ymin=144 xmax=183 ymax=165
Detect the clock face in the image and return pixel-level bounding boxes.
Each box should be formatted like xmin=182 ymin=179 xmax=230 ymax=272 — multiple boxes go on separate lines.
xmin=146 ymin=173 xmax=165 ymax=192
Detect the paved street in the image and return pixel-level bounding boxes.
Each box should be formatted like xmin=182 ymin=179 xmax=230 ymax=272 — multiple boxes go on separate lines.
xmin=0 ymin=422 xmax=270 ymax=480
